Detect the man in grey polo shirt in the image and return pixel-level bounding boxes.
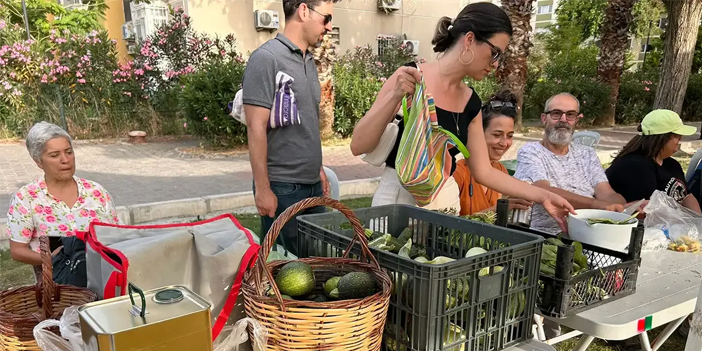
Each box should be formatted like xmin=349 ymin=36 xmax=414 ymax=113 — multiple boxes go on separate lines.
xmin=243 ymin=0 xmax=339 ymax=256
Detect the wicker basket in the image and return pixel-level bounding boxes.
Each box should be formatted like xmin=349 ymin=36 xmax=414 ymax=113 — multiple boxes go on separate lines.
xmin=0 ymin=236 xmax=98 ymax=351
xmin=242 ymin=197 xmax=392 ymax=351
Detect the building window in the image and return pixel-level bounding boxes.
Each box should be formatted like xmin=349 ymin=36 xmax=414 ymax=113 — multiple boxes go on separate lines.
xmin=330 ymin=27 xmax=340 ymax=47
xmin=377 ymin=35 xmax=394 ymax=56
xmin=123 ymin=0 xmax=132 ymax=22
xmin=537 ymin=5 xmax=552 ymax=14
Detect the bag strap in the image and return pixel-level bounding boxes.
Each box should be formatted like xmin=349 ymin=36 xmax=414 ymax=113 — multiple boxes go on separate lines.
xmin=211 ymin=242 xmax=261 ymax=341
xmin=438 ymin=126 xmax=471 ymax=159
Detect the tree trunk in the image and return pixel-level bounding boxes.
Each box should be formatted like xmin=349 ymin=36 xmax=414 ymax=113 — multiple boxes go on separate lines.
xmin=496 ymin=0 xmax=534 ymax=132
xmin=654 ymin=0 xmax=702 ymax=113
xmin=313 ymin=34 xmax=336 ymax=140
xmin=593 ymin=0 xmax=638 ymax=127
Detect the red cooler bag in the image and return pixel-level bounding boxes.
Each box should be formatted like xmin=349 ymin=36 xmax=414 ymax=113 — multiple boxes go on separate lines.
xmin=79 ymin=214 xmax=259 ymax=340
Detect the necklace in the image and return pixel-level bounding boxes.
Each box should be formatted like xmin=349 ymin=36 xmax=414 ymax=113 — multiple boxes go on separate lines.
xmin=451 ymin=111 xmax=460 ymax=138
xmin=437 ymin=61 xmax=462 ymax=138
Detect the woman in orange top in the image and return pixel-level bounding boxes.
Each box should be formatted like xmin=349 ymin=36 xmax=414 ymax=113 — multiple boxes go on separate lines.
xmin=454 ymin=90 xmax=532 ymax=215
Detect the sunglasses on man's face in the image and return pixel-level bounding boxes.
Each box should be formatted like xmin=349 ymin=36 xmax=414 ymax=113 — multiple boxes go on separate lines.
xmin=309 ymin=7 xmax=332 ymax=25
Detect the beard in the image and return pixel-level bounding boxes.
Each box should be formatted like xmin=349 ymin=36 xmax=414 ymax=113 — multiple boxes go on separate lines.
xmin=546 ymin=122 xmax=573 ymax=145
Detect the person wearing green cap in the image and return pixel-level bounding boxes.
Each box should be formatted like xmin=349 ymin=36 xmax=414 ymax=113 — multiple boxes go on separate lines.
xmin=606 ymin=109 xmax=701 ymax=214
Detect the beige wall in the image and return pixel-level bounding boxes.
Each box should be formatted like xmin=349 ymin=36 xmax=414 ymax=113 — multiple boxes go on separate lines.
xmin=102 ymin=0 xmax=129 ymax=62
xmin=187 ymin=0 xmax=465 ymax=60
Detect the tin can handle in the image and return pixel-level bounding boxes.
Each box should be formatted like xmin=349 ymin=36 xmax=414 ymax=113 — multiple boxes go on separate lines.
xmin=128 ymin=283 xmax=146 ymax=318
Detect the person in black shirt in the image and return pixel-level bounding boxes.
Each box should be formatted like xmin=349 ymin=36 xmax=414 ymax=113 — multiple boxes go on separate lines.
xmin=349 ymin=2 xmax=575 ymax=232
xmin=606 ymin=109 xmax=701 ymax=213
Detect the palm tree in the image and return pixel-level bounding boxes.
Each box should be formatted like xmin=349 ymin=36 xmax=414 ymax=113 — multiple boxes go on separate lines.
xmin=593 ymin=0 xmax=637 ymax=126
xmin=654 ymin=0 xmax=702 ymax=114
xmin=496 ymin=0 xmax=534 ymax=131
xmin=313 ymin=33 xmax=336 ymax=140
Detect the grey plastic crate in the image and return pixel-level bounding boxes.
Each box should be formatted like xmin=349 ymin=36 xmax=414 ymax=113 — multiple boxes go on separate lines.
xmin=297 ymin=205 xmax=544 ymax=351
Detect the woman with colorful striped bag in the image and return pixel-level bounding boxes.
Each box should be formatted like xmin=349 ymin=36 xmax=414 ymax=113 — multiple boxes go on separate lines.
xmin=350 ymin=2 xmax=575 ymax=232
xmin=395 ymin=73 xmax=470 ymax=208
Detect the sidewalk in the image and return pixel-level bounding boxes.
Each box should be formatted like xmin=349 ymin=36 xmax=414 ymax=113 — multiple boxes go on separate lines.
xmin=0 ymin=139 xmax=382 ymax=216
xmin=2 ymin=124 xmax=700 ymax=216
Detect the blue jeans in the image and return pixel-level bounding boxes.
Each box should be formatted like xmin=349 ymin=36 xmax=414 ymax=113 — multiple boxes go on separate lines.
xmin=253 ymin=181 xmax=325 ymax=257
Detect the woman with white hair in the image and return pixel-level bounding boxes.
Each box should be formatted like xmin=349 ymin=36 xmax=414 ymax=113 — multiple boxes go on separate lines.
xmin=6 ymin=122 xmax=119 ymax=278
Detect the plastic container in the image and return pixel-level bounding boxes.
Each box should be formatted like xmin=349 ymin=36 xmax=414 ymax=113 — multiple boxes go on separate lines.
xmin=495 ymin=200 xmax=644 ymax=318
xmin=567 ymin=209 xmax=639 ymax=252
xmin=297 ymin=204 xmax=544 ymax=351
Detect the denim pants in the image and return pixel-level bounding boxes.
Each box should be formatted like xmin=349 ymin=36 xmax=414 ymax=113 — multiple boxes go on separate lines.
xmin=253 ymin=181 xmax=325 ymax=257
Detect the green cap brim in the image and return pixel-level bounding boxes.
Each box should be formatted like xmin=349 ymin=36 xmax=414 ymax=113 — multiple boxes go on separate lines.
xmin=673 ymin=124 xmax=698 ymax=136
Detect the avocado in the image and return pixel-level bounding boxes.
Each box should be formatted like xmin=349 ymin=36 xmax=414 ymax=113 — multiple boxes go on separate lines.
xmin=275 ymin=262 xmax=316 ymax=297
xmin=337 ymin=271 xmax=378 ymax=299
xmin=313 ymin=295 xmax=329 ymax=302
xmin=324 ymin=276 xmax=342 ymax=297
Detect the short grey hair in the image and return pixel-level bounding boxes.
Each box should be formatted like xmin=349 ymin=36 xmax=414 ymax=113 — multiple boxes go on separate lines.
xmin=26 ymin=122 xmax=72 ymax=162
xmin=544 ymin=93 xmax=581 ymax=112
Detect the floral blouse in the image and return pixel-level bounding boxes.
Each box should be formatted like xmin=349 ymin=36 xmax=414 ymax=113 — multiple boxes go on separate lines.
xmin=5 ymin=176 xmax=119 ymax=252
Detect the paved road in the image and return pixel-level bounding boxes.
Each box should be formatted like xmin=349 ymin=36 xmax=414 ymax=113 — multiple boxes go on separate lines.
xmin=0 ymin=139 xmax=383 ymax=215
xmin=2 ymin=123 xmax=700 ymax=216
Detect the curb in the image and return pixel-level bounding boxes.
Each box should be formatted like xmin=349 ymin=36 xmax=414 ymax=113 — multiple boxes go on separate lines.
xmin=0 ymin=177 xmax=380 ymax=249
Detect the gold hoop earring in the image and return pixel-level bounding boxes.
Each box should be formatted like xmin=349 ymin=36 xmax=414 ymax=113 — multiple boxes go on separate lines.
xmin=459 ymin=48 xmax=474 ymax=65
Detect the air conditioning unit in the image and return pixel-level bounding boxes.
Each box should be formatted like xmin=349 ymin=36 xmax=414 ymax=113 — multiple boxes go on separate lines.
xmin=122 ymin=22 xmax=135 ymax=40
xmin=378 ymin=0 xmax=401 ymax=11
xmin=403 ymin=40 xmax=419 ymax=55
xmin=254 ymin=9 xmax=280 ymax=31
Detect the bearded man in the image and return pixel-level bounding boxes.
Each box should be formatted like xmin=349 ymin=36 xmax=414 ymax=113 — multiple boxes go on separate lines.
xmin=514 ymin=93 xmax=628 ymax=234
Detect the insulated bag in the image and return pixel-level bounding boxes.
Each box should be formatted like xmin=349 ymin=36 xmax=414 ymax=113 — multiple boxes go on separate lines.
xmin=80 ymin=214 xmax=260 ymax=341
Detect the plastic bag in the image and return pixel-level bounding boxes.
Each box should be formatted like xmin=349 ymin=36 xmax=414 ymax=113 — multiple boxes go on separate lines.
xmin=33 ymin=306 xmax=85 ymax=351
xmin=643 ymin=190 xmax=702 ymax=251
xmin=213 ymin=317 xmax=268 ymax=351
xmin=249 ymin=228 xmax=297 ymax=262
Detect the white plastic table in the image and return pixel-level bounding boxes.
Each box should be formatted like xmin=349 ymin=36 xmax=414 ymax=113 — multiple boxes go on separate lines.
xmin=541 ymin=251 xmax=702 ymax=351
xmin=510 ymin=339 xmax=557 ymax=350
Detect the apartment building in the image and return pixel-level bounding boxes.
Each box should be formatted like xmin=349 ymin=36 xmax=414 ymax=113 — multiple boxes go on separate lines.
xmin=95 ymin=0 xmax=476 ymax=62
xmin=68 ymin=0 xmax=662 ymax=66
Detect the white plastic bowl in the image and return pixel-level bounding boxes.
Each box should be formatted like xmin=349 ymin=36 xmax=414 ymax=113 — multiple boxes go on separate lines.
xmin=567 ymin=209 xmax=638 ymax=252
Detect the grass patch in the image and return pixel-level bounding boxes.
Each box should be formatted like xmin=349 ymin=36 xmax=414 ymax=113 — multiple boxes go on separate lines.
xmin=0 ymin=249 xmax=34 ymax=290
xmin=232 ymin=196 xmax=373 ymax=238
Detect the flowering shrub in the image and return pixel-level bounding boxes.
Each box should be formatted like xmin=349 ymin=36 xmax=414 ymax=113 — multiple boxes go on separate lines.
xmin=615 ymin=69 xmax=658 ymax=124
xmin=179 ymin=60 xmax=246 ymax=146
xmin=332 ymin=41 xmax=419 ymax=137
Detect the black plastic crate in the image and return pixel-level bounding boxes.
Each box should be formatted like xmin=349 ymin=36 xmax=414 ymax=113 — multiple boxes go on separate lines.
xmin=297 ymin=204 xmax=544 ymax=351
xmin=494 ymin=200 xmax=644 ymax=318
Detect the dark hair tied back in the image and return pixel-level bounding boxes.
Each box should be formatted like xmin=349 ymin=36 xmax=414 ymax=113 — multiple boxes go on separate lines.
xmin=482 ymin=90 xmax=518 ymax=130
xmin=637 ymin=124 xmax=643 ymax=133
xmin=432 ymin=2 xmax=513 ymax=53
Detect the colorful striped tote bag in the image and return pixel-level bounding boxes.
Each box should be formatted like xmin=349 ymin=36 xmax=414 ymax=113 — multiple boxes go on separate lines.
xmin=395 ymin=75 xmax=470 ymax=207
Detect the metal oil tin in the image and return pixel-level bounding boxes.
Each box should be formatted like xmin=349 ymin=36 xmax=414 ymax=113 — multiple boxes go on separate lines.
xmin=78 ymin=284 xmax=213 ymax=351
xmin=510 ymin=208 xmax=532 ymax=227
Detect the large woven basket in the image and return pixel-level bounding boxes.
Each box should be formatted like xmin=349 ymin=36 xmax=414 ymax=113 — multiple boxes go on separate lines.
xmin=0 ymin=236 xmax=97 ymax=351
xmin=242 ymin=197 xmax=392 ymax=351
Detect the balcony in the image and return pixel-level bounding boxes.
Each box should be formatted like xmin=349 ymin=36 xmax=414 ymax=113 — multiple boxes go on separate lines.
xmin=130 ymin=1 xmax=169 ymax=42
